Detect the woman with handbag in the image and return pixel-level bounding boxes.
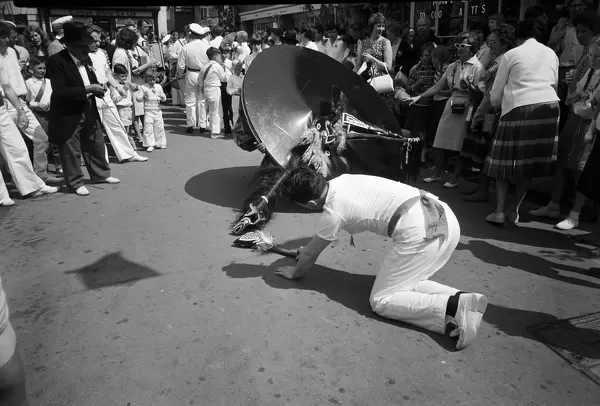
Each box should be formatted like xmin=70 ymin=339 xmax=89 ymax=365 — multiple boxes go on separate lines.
xmin=483 ymin=20 xmax=561 ymax=225
xmin=408 ymin=32 xmax=486 ymax=188
xmin=355 ymin=13 xmax=395 ymax=112
xmin=530 ymin=35 xmax=600 ymax=230
xmin=461 ymin=24 xmax=516 ymax=203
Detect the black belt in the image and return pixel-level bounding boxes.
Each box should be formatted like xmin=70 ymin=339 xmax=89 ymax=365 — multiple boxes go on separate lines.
xmin=187 ymin=67 xmax=201 ymax=72
xmin=387 ymin=189 xmax=448 ymax=241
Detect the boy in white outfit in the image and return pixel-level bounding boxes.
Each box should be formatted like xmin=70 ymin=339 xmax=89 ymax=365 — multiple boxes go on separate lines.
xmin=226 ymin=61 xmax=244 ymax=126
xmin=136 ymin=71 xmax=167 ymax=152
xmin=200 ymin=47 xmax=227 ymax=139
xmin=276 ymin=169 xmax=488 ymax=351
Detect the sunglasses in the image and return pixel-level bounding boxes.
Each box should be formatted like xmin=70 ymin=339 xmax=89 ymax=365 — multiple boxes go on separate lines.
xmin=455 ymin=43 xmax=472 ymax=49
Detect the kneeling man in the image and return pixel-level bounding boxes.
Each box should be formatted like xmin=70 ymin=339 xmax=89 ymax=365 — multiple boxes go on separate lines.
xmin=276 ymin=168 xmax=488 ymax=350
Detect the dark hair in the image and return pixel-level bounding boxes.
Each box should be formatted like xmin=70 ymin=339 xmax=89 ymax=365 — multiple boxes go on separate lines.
xmin=456 ymin=31 xmax=481 ymax=54
xmin=420 ymin=42 xmax=435 ymax=57
xmin=342 ymin=56 xmax=357 ymax=70
xmin=490 ymin=24 xmax=517 ymax=50
xmin=523 ymin=5 xmax=547 ymax=34
xmin=573 ymin=13 xmax=600 ymax=34
xmin=0 ymin=22 xmax=12 ymax=39
xmin=431 ymin=45 xmax=451 ymax=64
xmin=249 ymin=32 xmax=263 ymax=46
xmin=401 ymin=27 xmax=414 ymax=40
xmin=285 ymin=168 xmax=328 ymax=204
xmin=124 ymin=19 xmax=136 ymax=28
xmin=325 ymin=24 xmax=337 ymax=33
xmin=368 ymin=12 xmax=386 ymax=29
xmin=169 ymin=29 xmax=178 ymax=35
xmin=89 ymin=24 xmax=102 ymax=34
xmin=514 ymin=19 xmax=544 ymax=41
xmin=342 ymin=34 xmax=355 ymax=46
xmin=137 ymin=19 xmax=151 ymax=29
xmin=489 ymin=13 xmax=505 ymax=23
xmin=271 ymin=28 xmax=283 ymax=38
xmin=29 ymin=56 xmax=45 ymax=67
xmin=301 ymin=27 xmax=316 ymax=42
xmin=211 ymin=25 xmax=222 ymax=37
xmin=206 ymin=46 xmax=221 ymax=60
xmin=113 ymin=63 xmax=128 ymax=76
xmin=116 ymin=27 xmax=139 ymax=50
xmin=24 ymin=25 xmax=49 ymax=56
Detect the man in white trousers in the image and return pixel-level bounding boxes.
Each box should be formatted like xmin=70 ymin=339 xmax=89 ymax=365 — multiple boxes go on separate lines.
xmin=88 ymin=26 xmax=147 ymax=163
xmin=276 ymin=169 xmax=488 ymax=350
xmin=177 ymin=23 xmax=210 ymax=134
xmin=0 ymin=22 xmax=61 ymax=184
xmin=0 ymin=59 xmax=58 ymax=206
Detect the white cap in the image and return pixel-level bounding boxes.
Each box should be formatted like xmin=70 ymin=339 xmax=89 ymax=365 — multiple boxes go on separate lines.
xmin=161 ymin=34 xmax=171 ymax=44
xmin=0 ymin=21 xmax=16 ymax=28
xmin=189 ymin=23 xmax=209 ymax=36
xmin=52 ymin=15 xmax=73 ymax=28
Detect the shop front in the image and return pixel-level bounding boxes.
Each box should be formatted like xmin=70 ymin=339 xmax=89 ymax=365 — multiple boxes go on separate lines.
xmin=41 ymin=7 xmax=160 ymax=39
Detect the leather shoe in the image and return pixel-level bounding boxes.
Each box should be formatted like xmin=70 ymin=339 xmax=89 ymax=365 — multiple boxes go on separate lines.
xmin=75 ymin=186 xmax=90 ymax=196
xmin=43 ymin=174 xmax=64 ymax=184
xmin=96 ymin=177 xmax=120 ymax=184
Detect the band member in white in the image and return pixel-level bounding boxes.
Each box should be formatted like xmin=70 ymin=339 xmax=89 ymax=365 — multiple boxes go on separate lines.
xmin=276 ymin=169 xmax=488 ymax=350
xmin=177 ymin=24 xmax=210 ymax=134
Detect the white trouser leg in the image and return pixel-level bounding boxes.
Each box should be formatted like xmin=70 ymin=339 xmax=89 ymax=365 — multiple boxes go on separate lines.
xmin=184 ymin=71 xmax=199 ymax=128
xmin=6 ymin=103 xmax=49 ymax=179
xmin=205 ymin=87 xmax=222 ymax=134
xmin=197 ymin=89 xmax=207 ymax=129
xmin=231 ymin=95 xmax=240 ymax=126
xmin=153 ymin=111 xmax=167 ymax=148
xmin=369 ymin=201 xmax=461 ymax=334
xmin=142 ymin=111 xmax=156 ymax=147
xmin=96 ymin=98 xmax=136 ymax=162
xmin=0 ymin=169 xmax=9 ymax=203
xmin=0 ymin=106 xmax=45 ymax=196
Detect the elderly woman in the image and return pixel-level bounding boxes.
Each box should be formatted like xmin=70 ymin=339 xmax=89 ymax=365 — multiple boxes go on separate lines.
xmin=24 ymin=25 xmax=49 ymax=60
xmin=356 ymin=12 xmax=395 ymax=112
xmin=461 ymin=24 xmax=516 ymax=202
xmin=483 ymin=20 xmax=560 ymax=225
xmin=408 ymin=32 xmax=486 ymax=188
xmin=530 ymin=34 xmax=600 ymax=230
xmin=113 ymin=28 xmax=156 ymax=144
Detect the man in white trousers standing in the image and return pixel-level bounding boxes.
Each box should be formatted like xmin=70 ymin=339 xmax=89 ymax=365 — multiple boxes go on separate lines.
xmin=276 ymin=169 xmax=488 ymax=350
xmin=88 ymin=26 xmax=147 ymax=163
xmin=177 ymin=23 xmax=210 ymax=134
xmin=0 ymin=22 xmax=61 ymax=184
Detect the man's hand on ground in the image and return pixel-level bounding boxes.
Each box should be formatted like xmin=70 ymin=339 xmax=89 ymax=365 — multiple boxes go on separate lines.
xmin=275 ymin=265 xmax=301 ymax=280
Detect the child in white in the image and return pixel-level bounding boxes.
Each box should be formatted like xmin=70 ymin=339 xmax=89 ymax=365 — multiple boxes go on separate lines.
xmin=111 ymin=63 xmax=140 ymax=150
xmin=136 ymin=72 xmax=167 ymax=152
xmin=200 ymin=47 xmax=228 ymax=138
xmin=227 ymin=61 xmax=244 ymax=126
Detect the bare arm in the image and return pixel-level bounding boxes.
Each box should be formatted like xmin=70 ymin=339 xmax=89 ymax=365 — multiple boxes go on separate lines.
xmin=1 ymin=83 xmax=28 ymax=130
xmin=275 ymin=234 xmax=331 ymax=279
xmin=354 ymin=40 xmax=364 ymax=73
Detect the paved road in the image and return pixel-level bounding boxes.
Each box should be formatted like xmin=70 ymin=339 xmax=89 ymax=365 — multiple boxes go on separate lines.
xmin=1 ymin=105 xmax=600 ymax=405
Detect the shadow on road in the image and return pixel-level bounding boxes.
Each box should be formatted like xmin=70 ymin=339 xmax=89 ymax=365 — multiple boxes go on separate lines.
xmin=457 ymin=240 xmax=600 ymax=289
xmin=65 ymin=251 xmax=161 ymax=290
xmin=185 ymin=167 xmax=313 ymax=214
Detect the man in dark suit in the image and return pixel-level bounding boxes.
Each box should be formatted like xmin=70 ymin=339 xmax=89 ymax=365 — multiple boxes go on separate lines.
xmin=46 ymin=21 xmax=120 ymax=196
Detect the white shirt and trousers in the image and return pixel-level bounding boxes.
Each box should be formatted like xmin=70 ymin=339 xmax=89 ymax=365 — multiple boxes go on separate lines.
xmin=178 ymin=38 xmax=209 ymax=129
xmin=0 ymin=47 xmax=50 ymax=181
xmin=137 ymin=84 xmax=167 ymax=148
xmin=316 ymin=175 xmax=463 ymax=334
xmin=226 ymin=73 xmax=243 ymax=126
xmin=0 ymin=59 xmax=46 ymax=201
xmin=200 ymin=61 xmax=227 ymax=135
xmin=168 ymin=39 xmax=185 ymax=106
xmin=89 ymin=50 xmax=139 ymax=162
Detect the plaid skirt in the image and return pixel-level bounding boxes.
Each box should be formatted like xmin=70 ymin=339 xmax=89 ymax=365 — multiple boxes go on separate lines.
xmin=461 ymin=129 xmax=490 ymax=170
xmin=484 ymin=101 xmax=560 ymax=180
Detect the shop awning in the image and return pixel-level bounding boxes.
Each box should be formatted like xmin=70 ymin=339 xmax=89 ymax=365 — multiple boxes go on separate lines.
xmin=239 ymin=4 xmax=339 ymax=22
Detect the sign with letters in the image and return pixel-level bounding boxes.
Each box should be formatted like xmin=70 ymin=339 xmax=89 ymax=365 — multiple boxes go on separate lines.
xmin=70 ymin=9 xmax=153 ymax=18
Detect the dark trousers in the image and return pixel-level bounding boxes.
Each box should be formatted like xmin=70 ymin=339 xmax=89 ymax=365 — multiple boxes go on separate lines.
xmin=32 ymin=111 xmax=61 ymax=170
xmin=220 ymin=82 xmax=233 ymax=134
xmin=58 ymin=113 xmax=110 ymax=190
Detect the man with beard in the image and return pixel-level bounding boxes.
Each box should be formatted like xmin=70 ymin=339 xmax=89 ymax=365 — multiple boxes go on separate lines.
xmin=46 ymin=21 xmax=120 ymax=196
xmin=88 ymin=25 xmax=148 ymax=163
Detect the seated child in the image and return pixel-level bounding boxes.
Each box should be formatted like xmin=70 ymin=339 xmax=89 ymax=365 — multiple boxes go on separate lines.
xmin=135 ymin=71 xmax=167 ymax=152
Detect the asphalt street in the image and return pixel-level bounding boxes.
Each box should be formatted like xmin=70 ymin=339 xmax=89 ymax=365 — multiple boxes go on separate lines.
xmin=1 ymin=105 xmax=600 ymax=405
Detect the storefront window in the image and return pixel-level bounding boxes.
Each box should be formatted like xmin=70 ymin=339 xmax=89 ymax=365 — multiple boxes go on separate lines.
xmin=467 ymin=0 xmax=501 ymax=30
xmin=437 ymin=1 xmax=467 ymax=41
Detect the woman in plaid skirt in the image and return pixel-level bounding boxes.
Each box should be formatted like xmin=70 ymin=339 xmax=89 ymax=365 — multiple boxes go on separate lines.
xmin=484 ymin=20 xmax=561 ymax=225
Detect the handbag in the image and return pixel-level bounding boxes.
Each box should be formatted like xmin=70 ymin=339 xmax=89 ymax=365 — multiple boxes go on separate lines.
xmin=369 ymin=64 xmax=394 ymax=94
xmin=450 ymin=95 xmax=468 ymax=114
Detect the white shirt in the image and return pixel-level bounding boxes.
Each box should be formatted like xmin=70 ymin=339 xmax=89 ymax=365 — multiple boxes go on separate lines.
xmin=0 ymin=56 xmax=9 ymax=86
xmin=0 ymin=47 xmax=27 ymax=96
xmin=137 ymin=83 xmax=166 ymax=109
xmin=200 ymin=61 xmax=227 ymax=88
xmin=177 ymin=39 xmax=209 ymax=73
xmin=69 ymin=52 xmax=91 ymax=86
xmin=25 ymin=77 xmax=52 ymax=108
xmin=239 ymin=42 xmax=251 ymax=62
xmin=325 ymin=37 xmax=345 ymax=62
xmin=443 ymin=56 xmax=486 ymax=92
xmin=316 ymin=174 xmax=421 ymax=241
xmin=304 ymin=41 xmax=319 ymax=51
xmin=89 ymin=50 xmax=110 ymax=84
xmin=209 ymin=36 xmax=223 ymax=49
xmin=226 ymin=73 xmax=243 ymax=96
xmin=491 ymin=38 xmax=559 ymax=117
xmin=243 ymin=52 xmax=260 ymax=71
xmin=317 ymin=40 xmax=327 ymax=54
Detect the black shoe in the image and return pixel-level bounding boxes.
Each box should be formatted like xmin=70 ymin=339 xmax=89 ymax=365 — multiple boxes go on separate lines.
xmin=185 ymin=127 xmax=194 ymax=134
xmin=198 ymin=127 xmax=208 ymax=133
